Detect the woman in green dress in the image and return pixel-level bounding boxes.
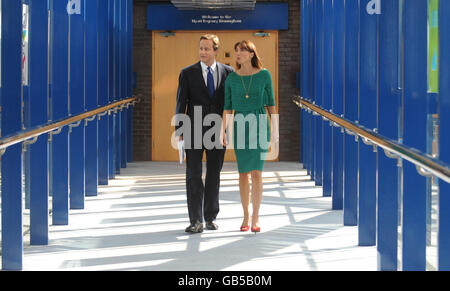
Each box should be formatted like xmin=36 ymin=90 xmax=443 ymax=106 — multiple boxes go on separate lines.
xmin=221 ymin=40 xmax=279 ymax=233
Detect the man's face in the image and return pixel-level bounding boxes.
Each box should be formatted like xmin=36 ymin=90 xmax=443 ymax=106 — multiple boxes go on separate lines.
xmin=199 ymin=39 xmax=217 ymax=66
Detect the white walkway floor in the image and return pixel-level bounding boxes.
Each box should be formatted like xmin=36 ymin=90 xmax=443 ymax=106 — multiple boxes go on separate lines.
xmin=21 ymin=161 xmax=377 ymax=271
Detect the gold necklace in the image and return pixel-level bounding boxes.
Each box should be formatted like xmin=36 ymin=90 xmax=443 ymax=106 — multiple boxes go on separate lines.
xmin=240 ymin=74 xmax=253 ymax=99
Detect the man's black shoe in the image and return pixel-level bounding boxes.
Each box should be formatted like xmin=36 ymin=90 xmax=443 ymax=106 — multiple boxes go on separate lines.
xmin=205 ymin=221 xmax=218 ymax=230
xmin=185 ymin=221 xmax=204 ymax=233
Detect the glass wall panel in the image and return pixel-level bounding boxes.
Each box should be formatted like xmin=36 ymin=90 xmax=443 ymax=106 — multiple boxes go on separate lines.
xmin=427 ymin=0 xmax=439 ymax=271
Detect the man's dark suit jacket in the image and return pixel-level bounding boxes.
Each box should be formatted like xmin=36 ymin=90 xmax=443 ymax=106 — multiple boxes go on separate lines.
xmin=175 ymin=61 xmax=234 ymax=148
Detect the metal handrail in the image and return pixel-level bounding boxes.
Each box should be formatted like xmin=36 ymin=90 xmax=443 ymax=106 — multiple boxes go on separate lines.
xmin=293 ymin=95 xmax=450 ymax=184
xmin=0 ymin=97 xmax=138 ymax=154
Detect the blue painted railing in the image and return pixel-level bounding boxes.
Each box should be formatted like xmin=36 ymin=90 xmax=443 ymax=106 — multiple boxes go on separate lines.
xmin=0 ymin=0 xmax=134 ymax=270
xmin=299 ymin=0 xmax=449 ymax=271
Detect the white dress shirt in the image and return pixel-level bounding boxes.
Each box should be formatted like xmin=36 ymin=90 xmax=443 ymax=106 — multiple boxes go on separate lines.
xmin=200 ymin=61 xmax=219 ymax=89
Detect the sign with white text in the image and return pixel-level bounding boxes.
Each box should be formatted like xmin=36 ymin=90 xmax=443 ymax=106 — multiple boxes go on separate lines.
xmin=147 ymin=3 xmax=289 ymax=31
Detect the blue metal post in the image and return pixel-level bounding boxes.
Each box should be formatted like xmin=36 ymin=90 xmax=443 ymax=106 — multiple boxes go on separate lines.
xmin=98 ymin=0 xmax=110 ymax=185
xmin=69 ymin=0 xmax=86 ymax=209
xmin=314 ymin=0 xmax=323 ymax=187
xmin=332 ymin=0 xmax=344 ymax=210
xmin=108 ymin=116 xmax=115 ymax=180
xmin=108 ymin=0 xmax=115 ymax=179
xmin=127 ymin=0 xmax=133 ymax=162
xmin=402 ymin=0 xmax=427 ymax=271
xmin=358 ymin=0 xmax=378 ymax=246
xmin=114 ymin=0 xmax=121 ymax=175
xmin=377 ymin=0 xmax=400 ymax=271
xmin=50 ymin=0 xmax=70 ymax=225
xmin=343 ymin=0 xmax=359 ymax=226
xmin=85 ymin=0 xmax=99 ymax=197
xmin=120 ymin=0 xmax=127 ymax=169
xmin=0 ymin=0 xmax=24 ymax=270
xmin=322 ymin=0 xmax=333 ymax=198
xmin=120 ymin=106 xmax=127 ymax=171
xmin=115 ymin=111 xmax=121 ymax=175
xmin=312 ymin=0 xmax=316 ymax=181
xmin=308 ymin=0 xmax=314 ymax=180
xmin=301 ymin=0 xmax=310 ymax=172
xmin=28 ymin=0 xmax=49 ymax=246
xmin=438 ymin=0 xmax=450 ymax=271
xmin=1 ymin=0 xmax=23 ymax=270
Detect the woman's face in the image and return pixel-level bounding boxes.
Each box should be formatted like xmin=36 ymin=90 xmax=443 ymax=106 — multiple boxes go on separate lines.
xmin=235 ymin=45 xmax=254 ymax=66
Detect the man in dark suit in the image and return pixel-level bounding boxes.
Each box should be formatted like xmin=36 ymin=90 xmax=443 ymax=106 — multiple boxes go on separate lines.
xmin=175 ymin=34 xmax=234 ymax=233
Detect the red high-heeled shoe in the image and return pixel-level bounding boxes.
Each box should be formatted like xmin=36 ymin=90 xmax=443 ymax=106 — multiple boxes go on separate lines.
xmin=240 ymin=225 xmax=250 ymax=232
xmin=251 ymin=226 xmax=261 ymax=233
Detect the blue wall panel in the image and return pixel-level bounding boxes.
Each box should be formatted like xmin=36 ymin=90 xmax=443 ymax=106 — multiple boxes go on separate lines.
xmin=114 ymin=0 xmax=121 ymax=175
xmin=332 ymin=0 xmax=344 ymax=210
xmin=1 ymin=0 xmax=23 ymax=271
xmin=0 ymin=0 xmax=134 ymax=270
xmin=69 ymin=0 xmax=86 ymax=209
xmin=314 ymin=0 xmax=323 ymax=187
xmin=358 ymin=0 xmax=378 ymax=246
xmin=301 ymin=0 xmax=309 ymax=171
xmin=120 ymin=0 xmax=127 ymax=169
xmin=377 ymin=0 xmax=400 ymax=271
xmin=127 ymin=0 xmax=133 ymax=163
xmin=28 ymin=0 xmax=49 ymax=246
xmin=308 ymin=0 xmax=314 ymax=181
xmin=115 ymin=112 xmax=121 ymax=175
xmin=343 ymin=0 xmax=359 ymax=226
xmin=322 ymin=0 xmax=333 ymax=198
xmin=402 ymin=0 xmax=428 ymax=271
xmin=50 ymin=0 xmax=70 ymax=225
xmin=438 ymin=0 xmax=450 ymax=271
xmin=108 ymin=0 xmax=116 ymax=179
xmin=85 ymin=0 xmax=99 ymax=197
xmin=98 ymin=0 xmax=110 ymax=185
xmin=298 ymin=0 xmax=450 ymax=271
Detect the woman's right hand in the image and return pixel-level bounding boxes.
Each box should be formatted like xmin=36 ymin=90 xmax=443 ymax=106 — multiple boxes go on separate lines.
xmin=220 ymin=129 xmax=228 ymax=147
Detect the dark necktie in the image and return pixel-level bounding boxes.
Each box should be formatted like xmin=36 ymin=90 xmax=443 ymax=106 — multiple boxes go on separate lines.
xmin=207 ymin=66 xmax=215 ymax=98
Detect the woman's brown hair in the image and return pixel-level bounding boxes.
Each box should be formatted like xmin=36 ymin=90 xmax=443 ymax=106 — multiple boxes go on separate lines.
xmin=234 ymin=40 xmax=263 ymax=70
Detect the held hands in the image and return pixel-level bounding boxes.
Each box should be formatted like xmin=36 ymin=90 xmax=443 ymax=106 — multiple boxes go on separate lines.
xmin=220 ymin=129 xmax=228 ymax=147
xmin=221 ymin=111 xmax=232 ymax=147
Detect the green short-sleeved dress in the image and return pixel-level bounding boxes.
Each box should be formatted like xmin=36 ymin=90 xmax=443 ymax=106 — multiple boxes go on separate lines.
xmin=224 ymin=69 xmax=276 ymax=173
